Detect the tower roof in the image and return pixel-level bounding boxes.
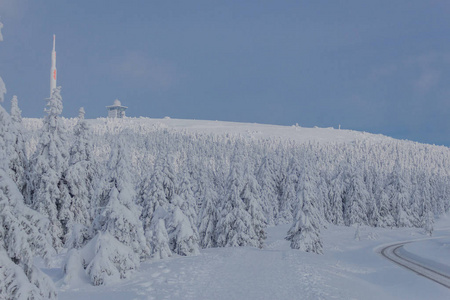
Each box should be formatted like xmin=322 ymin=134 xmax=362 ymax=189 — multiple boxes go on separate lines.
xmin=106 ymin=99 xmax=128 ymax=109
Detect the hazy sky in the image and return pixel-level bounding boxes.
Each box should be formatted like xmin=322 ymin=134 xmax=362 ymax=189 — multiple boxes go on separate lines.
xmin=1 ymin=0 xmax=450 ymax=146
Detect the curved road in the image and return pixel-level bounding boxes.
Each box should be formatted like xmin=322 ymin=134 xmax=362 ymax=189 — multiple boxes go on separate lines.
xmin=380 ymin=241 xmax=450 ymax=289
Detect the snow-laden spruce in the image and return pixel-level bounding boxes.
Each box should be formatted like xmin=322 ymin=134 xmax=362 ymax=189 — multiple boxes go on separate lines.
xmin=138 ymin=156 xmax=175 ymax=258
xmin=256 ymin=155 xmax=280 ymax=226
xmin=28 ymin=87 xmax=70 ymax=251
xmin=0 ymin=156 xmax=56 ymax=299
xmin=86 ymin=137 xmax=149 ymax=283
xmin=0 ymin=38 xmax=57 ymax=297
xmin=0 ymin=96 xmax=28 ymax=195
xmin=10 ymin=95 xmax=22 ymax=123
xmin=62 ymin=108 xmax=95 ymax=249
xmin=216 ymin=154 xmax=267 ymax=248
xmin=277 ymin=157 xmax=299 ymax=225
xmin=166 ymin=196 xmax=200 ymax=256
xmin=138 ymin=155 xmax=200 ymax=257
xmin=147 ymin=207 xmax=172 ymax=259
xmin=77 ymin=137 xmax=149 ymax=286
xmin=0 ymin=77 xmax=5 ymax=103
xmin=176 ymin=171 xmax=200 ymax=243
xmin=198 ymin=186 xmax=219 ymax=248
xmin=9 ymin=96 xmax=29 ymax=195
xmin=83 ymin=232 xmax=140 ymax=286
xmin=0 ymin=103 xmax=13 ymax=172
xmin=286 ymin=164 xmax=323 ymax=254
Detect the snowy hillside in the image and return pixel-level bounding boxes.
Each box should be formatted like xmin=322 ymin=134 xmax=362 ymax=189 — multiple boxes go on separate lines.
xmin=2 ymin=100 xmax=450 ymax=298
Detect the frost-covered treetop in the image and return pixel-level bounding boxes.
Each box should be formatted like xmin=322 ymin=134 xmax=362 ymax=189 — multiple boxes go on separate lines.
xmin=46 ymin=86 xmax=63 ymax=117
xmin=78 ymin=107 xmax=85 ymax=120
xmin=10 ymin=95 xmax=22 ymax=123
xmin=0 ymin=77 xmax=5 ymax=103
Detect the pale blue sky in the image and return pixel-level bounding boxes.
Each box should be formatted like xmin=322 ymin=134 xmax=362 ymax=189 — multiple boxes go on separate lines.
xmin=1 ymin=0 xmax=450 ymax=145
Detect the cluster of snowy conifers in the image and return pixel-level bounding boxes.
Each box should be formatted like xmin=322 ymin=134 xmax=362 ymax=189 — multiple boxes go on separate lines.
xmin=2 ymin=33 xmax=450 ymax=300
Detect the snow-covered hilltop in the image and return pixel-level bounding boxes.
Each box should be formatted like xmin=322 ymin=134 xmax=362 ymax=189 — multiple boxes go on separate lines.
xmin=2 ymin=110 xmax=450 ymax=299
xmin=25 ymin=116 xmax=392 ymax=144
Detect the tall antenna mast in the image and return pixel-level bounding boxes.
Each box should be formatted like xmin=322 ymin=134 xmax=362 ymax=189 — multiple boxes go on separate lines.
xmin=50 ymin=34 xmax=57 ymax=97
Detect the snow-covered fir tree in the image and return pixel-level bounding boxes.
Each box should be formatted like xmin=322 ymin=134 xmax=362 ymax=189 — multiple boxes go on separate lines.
xmin=277 ymin=156 xmax=302 ymax=224
xmin=140 ymin=159 xmax=200 ymax=256
xmin=93 ymin=137 xmax=149 ymax=259
xmin=0 ymin=101 xmax=13 ymax=172
xmin=177 ymin=171 xmax=199 ymax=230
xmin=0 ymin=249 xmax=52 ymax=300
xmin=0 ymin=26 xmax=56 ymax=298
xmin=8 ymin=95 xmax=28 ymax=195
xmin=256 ymin=155 xmax=280 ymax=226
xmin=286 ymin=167 xmax=323 ymax=254
xmin=423 ymin=201 xmax=434 ymax=236
xmin=61 ymin=107 xmax=96 ymax=249
xmin=386 ymin=159 xmax=413 ymax=227
xmin=83 ymin=231 xmax=140 ymax=286
xmin=10 ymin=95 xmax=22 ymax=123
xmin=0 ymin=154 xmax=57 ymax=298
xmin=375 ymin=186 xmax=395 ymax=228
xmin=216 ymin=154 xmax=259 ymax=247
xmin=138 ymin=155 xmax=179 ymax=256
xmin=147 ymin=206 xmax=172 ymax=259
xmin=327 ymin=166 xmax=345 ymax=225
xmin=28 ymin=86 xmax=69 ymax=250
xmin=240 ymin=164 xmax=267 ymax=248
xmin=198 ymin=186 xmax=219 ymax=248
xmin=138 ymin=155 xmax=176 ymax=217
xmin=0 ymin=78 xmax=5 ymax=103
xmin=343 ymin=166 xmax=369 ymax=226
xmin=166 ymin=195 xmax=200 ymax=256
xmin=85 ymin=138 xmax=149 ymax=285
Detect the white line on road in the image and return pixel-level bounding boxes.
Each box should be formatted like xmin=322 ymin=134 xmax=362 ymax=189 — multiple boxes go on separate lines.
xmin=380 ymin=241 xmax=450 ymax=289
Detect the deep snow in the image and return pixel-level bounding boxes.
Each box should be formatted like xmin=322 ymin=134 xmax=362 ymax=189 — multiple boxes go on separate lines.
xmin=50 ymin=218 xmax=450 ymax=300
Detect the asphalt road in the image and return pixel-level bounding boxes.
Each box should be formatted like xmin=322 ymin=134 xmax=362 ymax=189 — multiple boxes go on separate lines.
xmin=380 ymin=240 xmax=450 ymax=289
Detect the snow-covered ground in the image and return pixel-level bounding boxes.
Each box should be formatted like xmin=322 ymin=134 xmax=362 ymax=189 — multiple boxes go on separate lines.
xmin=50 ymin=218 xmax=450 ymax=300
xmin=24 ymin=117 xmax=393 ymax=145
xmin=401 ymin=215 xmax=450 ymax=279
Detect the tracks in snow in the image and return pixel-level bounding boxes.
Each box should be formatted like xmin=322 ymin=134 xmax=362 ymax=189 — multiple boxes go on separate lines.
xmin=380 ymin=240 xmax=450 ymax=289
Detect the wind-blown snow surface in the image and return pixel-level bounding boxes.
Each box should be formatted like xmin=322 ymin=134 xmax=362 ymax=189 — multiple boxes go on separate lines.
xmin=23 ymin=117 xmax=390 ymax=145
xmin=52 ymin=220 xmax=450 ymax=300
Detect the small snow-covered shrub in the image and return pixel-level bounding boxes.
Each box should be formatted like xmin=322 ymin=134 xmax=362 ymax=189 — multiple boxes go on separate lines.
xmin=83 ymin=232 xmax=139 ymax=286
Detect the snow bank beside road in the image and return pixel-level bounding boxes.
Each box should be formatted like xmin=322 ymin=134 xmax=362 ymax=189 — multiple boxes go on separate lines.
xmin=402 ymin=217 xmax=450 ymax=273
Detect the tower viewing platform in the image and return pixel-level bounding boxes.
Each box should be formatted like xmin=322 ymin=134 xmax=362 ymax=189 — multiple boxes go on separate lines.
xmin=106 ymin=99 xmax=128 ymax=118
